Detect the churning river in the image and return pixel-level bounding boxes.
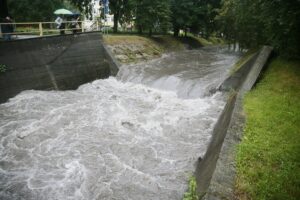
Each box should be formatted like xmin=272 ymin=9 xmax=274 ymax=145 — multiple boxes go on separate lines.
xmin=0 ymin=47 xmax=239 ymax=200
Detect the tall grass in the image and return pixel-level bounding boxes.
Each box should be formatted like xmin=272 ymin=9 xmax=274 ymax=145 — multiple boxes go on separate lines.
xmin=235 ymin=59 xmax=300 ymax=200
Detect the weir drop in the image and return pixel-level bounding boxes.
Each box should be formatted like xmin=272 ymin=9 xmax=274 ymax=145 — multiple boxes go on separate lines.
xmin=0 ymin=47 xmax=239 ymax=199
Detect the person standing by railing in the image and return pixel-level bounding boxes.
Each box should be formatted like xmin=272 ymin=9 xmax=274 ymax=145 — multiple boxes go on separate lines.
xmin=1 ymin=16 xmax=14 ymax=41
xmin=55 ymin=15 xmax=65 ymax=35
xmin=70 ymin=16 xmax=80 ymax=34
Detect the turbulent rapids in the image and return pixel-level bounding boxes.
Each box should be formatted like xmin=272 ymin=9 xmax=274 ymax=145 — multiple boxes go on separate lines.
xmin=0 ymin=47 xmax=239 ymax=200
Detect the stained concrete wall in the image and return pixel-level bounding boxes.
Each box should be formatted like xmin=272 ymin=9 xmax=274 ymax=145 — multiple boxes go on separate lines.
xmin=0 ymin=32 xmax=119 ymax=103
xmin=219 ymin=53 xmax=258 ymax=92
xmin=196 ymin=46 xmax=273 ymax=199
xmin=196 ymin=93 xmax=237 ymax=196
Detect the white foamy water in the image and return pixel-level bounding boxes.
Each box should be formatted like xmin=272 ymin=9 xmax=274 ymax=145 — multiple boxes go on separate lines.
xmin=0 ymin=48 xmax=239 ymax=200
xmin=117 ymin=48 xmax=238 ymax=98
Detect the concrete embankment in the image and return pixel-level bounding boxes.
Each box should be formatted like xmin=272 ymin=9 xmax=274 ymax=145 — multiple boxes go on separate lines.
xmin=0 ymin=32 xmax=119 ymax=103
xmin=196 ymin=46 xmax=273 ymax=199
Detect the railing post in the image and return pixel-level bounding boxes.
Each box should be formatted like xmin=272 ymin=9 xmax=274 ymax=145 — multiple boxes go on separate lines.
xmin=96 ymin=21 xmax=99 ymax=31
xmin=0 ymin=25 xmax=2 ymax=38
xmin=81 ymin=21 xmax=84 ymax=33
xmin=39 ymin=22 xmax=43 ymax=36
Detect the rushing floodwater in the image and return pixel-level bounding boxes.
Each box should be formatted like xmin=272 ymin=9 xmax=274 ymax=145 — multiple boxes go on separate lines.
xmin=0 ymin=47 xmax=239 ymax=200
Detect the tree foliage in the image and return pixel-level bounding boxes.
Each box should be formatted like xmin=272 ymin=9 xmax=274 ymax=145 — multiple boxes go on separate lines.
xmin=5 ymin=0 xmax=300 ymax=57
xmin=134 ymin=0 xmax=171 ymax=35
xmin=171 ymin=0 xmax=194 ymax=36
xmin=0 ymin=0 xmax=9 ymax=18
xmin=6 ymin=0 xmax=80 ymax=22
xmin=7 ymin=0 xmax=65 ymax=22
xmin=170 ymin=0 xmax=221 ymax=37
xmin=69 ymin=0 xmax=93 ymax=17
xmin=109 ymin=0 xmax=133 ymax=33
xmin=217 ymin=0 xmax=300 ymax=57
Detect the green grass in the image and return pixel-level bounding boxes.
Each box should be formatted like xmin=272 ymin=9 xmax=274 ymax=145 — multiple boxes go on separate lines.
xmin=103 ymin=35 xmax=192 ymax=63
xmin=150 ymin=35 xmax=186 ymax=51
xmin=103 ymin=35 xmax=165 ymax=63
xmin=235 ymin=58 xmax=300 ymax=200
xmin=183 ymin=176 xmax=199 ymax=200
xmin=103 ymin=34 xmax=224 ymax=64
xmin=185 ymin=33 xmax=225 ymax=46
xmin=103 ymin=34 xmax=185 ymax=52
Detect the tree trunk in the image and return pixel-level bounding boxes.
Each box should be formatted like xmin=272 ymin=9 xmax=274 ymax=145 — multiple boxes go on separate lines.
xmin=148 ymin=28 xmax=152 ymax=37
xmin=0 ymin=0 xmax=9 ymax=18
xmin=113 ymin=11 xmax=119 ymax=33
xmin=138 ymin=25 xmax=143 ymax=34
xmin=173 ymin=26 xmax=179 ymax=37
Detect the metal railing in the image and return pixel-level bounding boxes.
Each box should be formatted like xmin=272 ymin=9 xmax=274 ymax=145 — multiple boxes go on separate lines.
xmin=0 ymin=20 xmax=104 ymax=39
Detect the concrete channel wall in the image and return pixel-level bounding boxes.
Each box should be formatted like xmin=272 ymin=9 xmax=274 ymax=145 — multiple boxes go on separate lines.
xmin=0 ymin=32 xmax=119 ymax=103
xmin=196 ymin=46 xmax=273 ymax=199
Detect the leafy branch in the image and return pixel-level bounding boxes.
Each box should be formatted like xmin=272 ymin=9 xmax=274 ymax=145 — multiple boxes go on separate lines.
xmin=0 ymin=64 xmax=7 ymax=73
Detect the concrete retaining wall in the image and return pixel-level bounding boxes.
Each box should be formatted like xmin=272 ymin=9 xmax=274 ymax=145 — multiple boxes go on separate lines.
xmin=196 ymin=93 xmax=237 ymax=196
xmin=0 ymin=32 xmax=119 ymax=103
xmin=196 ymin=46 xmax=273 ymax=199
xmin=219 ymin=53 xmax=258 ymax=92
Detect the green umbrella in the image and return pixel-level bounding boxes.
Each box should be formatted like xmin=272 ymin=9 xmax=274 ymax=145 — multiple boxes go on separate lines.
xmin=54 ymin=9 xmax=73 ymax=15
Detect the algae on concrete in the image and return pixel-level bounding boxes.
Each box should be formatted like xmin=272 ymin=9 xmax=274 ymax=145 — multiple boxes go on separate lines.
xmin=103 ymin=35 xmax=165 ymax=64
xmin=103 ymin=35 xmax=207 ymax=64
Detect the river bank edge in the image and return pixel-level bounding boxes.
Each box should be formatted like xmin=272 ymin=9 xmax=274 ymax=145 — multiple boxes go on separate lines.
xmin=103 ymin=34 xmax=223 ymax=64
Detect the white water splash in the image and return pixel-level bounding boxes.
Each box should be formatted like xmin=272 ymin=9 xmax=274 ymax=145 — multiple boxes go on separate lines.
xmin=117 ymin=48 xmax=238 ymax=98
xmin=0 ymin=48 xmax=239 ymax=200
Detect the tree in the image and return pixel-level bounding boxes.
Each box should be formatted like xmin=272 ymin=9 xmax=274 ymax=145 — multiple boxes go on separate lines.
xmin=109 ymin=0 xmax=133 ymax=33
xmin=191 ymin=0 xmax=221 ymax=38
xmin=0 ymin=0 xmax=9 ymax=18
xmin=217 ymin=0 xmax=300 ymax=57
xmin=69 ymin=0 xmax=93 ymax=17
xmin=7 ymin=0 xmax=65 ymax=22
xmin=170 ymin=0 xmax=194 ymax=37
xmin=134 ymin=0 xmax=171 ymax=36
xmin=215 ymin=0 xmax=238 ymax=46
xmin=257 ymin=0 xmax=300 ymax=57
xmin=170 ymin=0 xmax=221 ymax=37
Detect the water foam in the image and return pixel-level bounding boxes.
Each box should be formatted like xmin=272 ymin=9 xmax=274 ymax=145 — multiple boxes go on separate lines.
xmin=0 ymin=48 xmax=239 ymax=200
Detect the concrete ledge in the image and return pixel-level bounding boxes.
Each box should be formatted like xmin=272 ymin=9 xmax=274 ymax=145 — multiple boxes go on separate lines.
xmin=219 ymin=53 xmax=258 ymax=92
xmin=196 ymin=93 xmax=237 ymax=196
xmin=0 ymin=32 xmax=119 ymax=103
xmin=102 ymin=43 xmax=120 ymax=76
xmin=197 ymin=46 xmax=273 ymax=199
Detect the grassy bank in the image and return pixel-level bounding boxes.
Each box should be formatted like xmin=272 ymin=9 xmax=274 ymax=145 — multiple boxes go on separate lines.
xmin=235 ymin=59 xmax=300 ymax=200
xmin=103 ymin=35 xmax=185 ymax=63
xmin=103 ymin=34 xmax=209 ymax=64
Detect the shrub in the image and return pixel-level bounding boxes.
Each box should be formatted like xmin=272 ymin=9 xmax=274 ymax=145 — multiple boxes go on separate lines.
xmin=183 ymin=176 xmax=199 ymax=200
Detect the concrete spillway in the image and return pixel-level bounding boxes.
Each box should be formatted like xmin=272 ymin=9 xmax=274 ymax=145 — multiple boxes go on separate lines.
xmin=0 ymin=32 xmax=118 ymax=104
xmin=0 ymin=42 xmax=241 ymax=199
